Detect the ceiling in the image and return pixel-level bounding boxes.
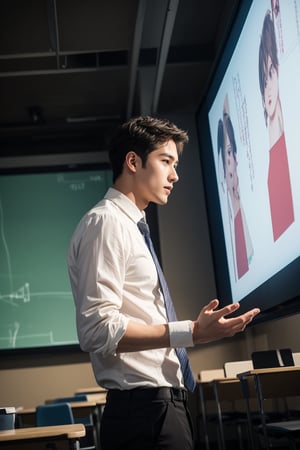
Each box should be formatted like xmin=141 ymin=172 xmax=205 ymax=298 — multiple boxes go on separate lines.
xmin=0 ymin=0 xmax=240 ymax=160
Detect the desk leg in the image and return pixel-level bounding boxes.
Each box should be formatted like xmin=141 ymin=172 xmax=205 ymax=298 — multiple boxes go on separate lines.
xmin=69 ymin=438 xmax=80 ymax=450
xmin=212 ymin=382 xmax=226 ymax=450
xmin=94 ymin=404 xmax=104 ymax=450
xmin=197 ymin=384 xmax=210 ymax=450
xmin=255 ymin=375 xmax=270 ymax=450
xmin=239 ymin=377 xmax=255 ymax=450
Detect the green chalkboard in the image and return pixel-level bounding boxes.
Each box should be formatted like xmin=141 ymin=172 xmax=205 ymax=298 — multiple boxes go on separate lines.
xmin=0 ymin=167 xmax=112 ymax=351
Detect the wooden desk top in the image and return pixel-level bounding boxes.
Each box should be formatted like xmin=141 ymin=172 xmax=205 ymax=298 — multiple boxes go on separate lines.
xmin=16 ymin=401 xmax=99 ymax=425
xmin=16 ymin=401 xmax=97 ymax=416
xmin=238 ymin=365 xmax=300 ymax=377
xmin=67 ymin=401 xmax=97 ymax=408
xmin=0 ymin=423 xmax=85 ymax=442
xmin=196 ymin=377 xmax=239 ymax=387
xmin=86 ymin=392 xmax=107 ymax=403
xmin=237 ymin=365 xmax=300 ymax=398
xmin=196 ymin=377 xmax=243 ymax=402
xmin=75 ymin=387 xmax=107 ymax=394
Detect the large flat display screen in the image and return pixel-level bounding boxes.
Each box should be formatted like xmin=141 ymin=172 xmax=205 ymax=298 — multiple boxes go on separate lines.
xmin=197 ymin=0 xmax=300 ymax=322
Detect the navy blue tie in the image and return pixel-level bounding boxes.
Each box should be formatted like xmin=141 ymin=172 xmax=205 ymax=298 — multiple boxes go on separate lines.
xmin=137 ymin=219 xmax=196 ymax=392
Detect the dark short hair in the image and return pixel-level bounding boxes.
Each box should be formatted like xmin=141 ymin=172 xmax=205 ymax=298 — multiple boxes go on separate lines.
xmin=108 ymin=115 xmax=189 ymax=182
xmin=258 ymin=10 xmax=278 ymax=124
xmin=217 ymin=119 xmax=225 ymax=176
xmin=217 ymin=113 xmax=237 ymax=178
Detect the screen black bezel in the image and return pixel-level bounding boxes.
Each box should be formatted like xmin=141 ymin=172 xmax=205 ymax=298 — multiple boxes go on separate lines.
xmin=195 ymin=0 xmax=300 ymax=325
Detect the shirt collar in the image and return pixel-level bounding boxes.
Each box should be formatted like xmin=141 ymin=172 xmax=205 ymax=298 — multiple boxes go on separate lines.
xmin=104 ymin=187 xmax=145 ymax=224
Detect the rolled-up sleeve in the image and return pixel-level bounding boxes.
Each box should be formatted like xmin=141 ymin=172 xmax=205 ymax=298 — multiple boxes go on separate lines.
xmin=68 ymin=212 xmax=130 ymax=357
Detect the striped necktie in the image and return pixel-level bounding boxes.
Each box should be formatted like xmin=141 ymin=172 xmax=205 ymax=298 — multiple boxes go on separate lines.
xmin=137 ymin=219 xmax=196 ymax=392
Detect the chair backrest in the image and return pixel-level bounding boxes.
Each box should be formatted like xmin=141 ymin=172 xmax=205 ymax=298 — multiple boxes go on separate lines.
xmin=292 ymin=352 xmax=300 ymax=366
xmin=36 ymin=403 xmax=74 ymax=427
xmin=52 ymin=394 xmax=91 ymax=426
xmin=224 ymin=360 xmax=253 ymax=378
xmin=0 ymin=407 xmax=15 ymax=430
xmin=198 ymin=368 xmax=225 ymax=382
xmin=252 ymin=349 xmax=294 ymax=369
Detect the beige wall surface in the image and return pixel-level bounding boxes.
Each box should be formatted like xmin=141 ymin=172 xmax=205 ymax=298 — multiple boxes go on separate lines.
xmin=0 ymin=360 xmax=98 ymax=409
xmin=1 ymin=112 xmax=300 ymax=410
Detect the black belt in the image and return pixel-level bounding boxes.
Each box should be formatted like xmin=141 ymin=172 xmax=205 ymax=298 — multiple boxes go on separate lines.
xmin=107 ymin=387 xmax=188 ymax=403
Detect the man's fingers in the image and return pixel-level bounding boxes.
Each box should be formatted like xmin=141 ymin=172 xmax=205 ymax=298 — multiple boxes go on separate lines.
xmin=202 ymin=298 xmax=219 ymax=313
xmin=207 ymin=301 xmax=240 ymax=320
xmin=225 ymin=308 xmax=260 ymax=332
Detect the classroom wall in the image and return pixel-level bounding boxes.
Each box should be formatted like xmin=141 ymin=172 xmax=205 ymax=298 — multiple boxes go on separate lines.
xmin=1 ymin=110 xmax=300 ymax=409
xmin=0 ymin=356 xmax=98 ymax=409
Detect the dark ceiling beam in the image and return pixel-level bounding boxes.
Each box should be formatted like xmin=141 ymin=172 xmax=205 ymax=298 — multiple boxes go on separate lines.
xmin=0 ymin=44 xmax=214 ymax=78
xmin=0 ymin=44 xmax=215 ymax=78
xmin=0 ymin=44 xmax=214 ymax=64
xmin=126 ymin=0 xmax=147 ymax=120
xmin=0 ymin=66 xmax=126 ymax=78
xmin=46 ymin=0 xmax=60 ymax=69
xmin=151 ymin=0 xmax=179 ymax=115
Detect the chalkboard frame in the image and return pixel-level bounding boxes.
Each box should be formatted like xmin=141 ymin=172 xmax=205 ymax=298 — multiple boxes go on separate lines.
xmin=0 ymin=161 xmax=111 ymax=355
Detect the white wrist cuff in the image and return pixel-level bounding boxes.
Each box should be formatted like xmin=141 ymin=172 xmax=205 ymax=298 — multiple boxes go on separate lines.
xmin=168 ymin=320 xmax=194 ymax=348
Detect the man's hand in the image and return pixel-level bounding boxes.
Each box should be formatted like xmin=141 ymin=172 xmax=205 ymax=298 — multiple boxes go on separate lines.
xmin=192 ymin=299 xmax=260 ymax=345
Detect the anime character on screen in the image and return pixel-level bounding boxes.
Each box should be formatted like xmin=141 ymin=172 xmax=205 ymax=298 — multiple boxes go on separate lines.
xmin=258 ymin=9 xmax=294 ymax=241
xmin=217 ymin=95 xmax=253 ymax=281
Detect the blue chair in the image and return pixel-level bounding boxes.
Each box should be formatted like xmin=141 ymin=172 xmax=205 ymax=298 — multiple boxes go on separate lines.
xmin=36 ymin=403 xmax=95 ymax=449
xmin=51 ymin=395 xmax=97 ymax=448
xmin=51 ymin=395 xmax=92 ymax=426
xmin=36 ymin=403 xmax=74 ymax=427
xmin=52 ymin=395 xmax=88 ymax=422
xmin=0 ymin=407 xmax=15 ymax=430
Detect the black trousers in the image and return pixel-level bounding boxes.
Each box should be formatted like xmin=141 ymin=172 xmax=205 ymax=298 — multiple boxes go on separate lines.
xmin=100 ymin=387 xmax=194 ymax=450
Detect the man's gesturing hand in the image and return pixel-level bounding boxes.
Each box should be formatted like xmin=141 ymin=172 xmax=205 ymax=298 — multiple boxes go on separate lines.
xmin=192 ymin=299 xmax=260 ymax=345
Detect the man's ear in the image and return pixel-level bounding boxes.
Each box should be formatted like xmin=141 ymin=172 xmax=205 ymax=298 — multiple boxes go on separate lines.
xmin=126 ymin=151 xmax=138 ymax=171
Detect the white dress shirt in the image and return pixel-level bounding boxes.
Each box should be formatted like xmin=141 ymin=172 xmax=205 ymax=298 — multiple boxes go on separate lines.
xmin=68 ymin=187 xmax=191 ymax=390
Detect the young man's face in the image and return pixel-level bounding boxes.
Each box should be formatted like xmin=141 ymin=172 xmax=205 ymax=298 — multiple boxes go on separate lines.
xmin=224 ymin=128 xmax=239 ymax=200
xmin=264 ymin=55 xmax=279 ymax=121
xmin=134 ymin=139 xmax=179 ymax=210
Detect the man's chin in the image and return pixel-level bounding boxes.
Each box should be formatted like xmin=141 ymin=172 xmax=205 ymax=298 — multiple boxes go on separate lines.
xmin=156 ymin=197 xmax=169 ymax=205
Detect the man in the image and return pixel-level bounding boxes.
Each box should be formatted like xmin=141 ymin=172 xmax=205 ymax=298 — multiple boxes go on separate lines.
xmin=67 ymin=115 xmax=260 ymax=450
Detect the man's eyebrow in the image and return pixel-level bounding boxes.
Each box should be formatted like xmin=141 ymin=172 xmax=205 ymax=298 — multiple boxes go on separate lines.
xmin=159 ymin=152 xmax=178 ymax=162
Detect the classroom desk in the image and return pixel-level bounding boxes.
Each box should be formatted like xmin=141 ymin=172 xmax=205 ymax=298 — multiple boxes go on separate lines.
xmin=211 ymin=377 xmax=249 ymax=450
xmin=0 ymin=423 xmax=85 ymax=450
xmin=16 ymin=399 xmax=105 ymax=449
xmin=196 ymin=380 xmax=215 ymax=450
xmin=196 ymin=378 xmax=248 ymax=450
xmin=75 ymin=386 xmax=107 ymax=395
xmin=17 ymin=400 xmax=101 ymax=427
xmin=86 ymin=392 xmax=107 ymax=404
xmin=238 ymin=366 xmax=300 ymax=450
